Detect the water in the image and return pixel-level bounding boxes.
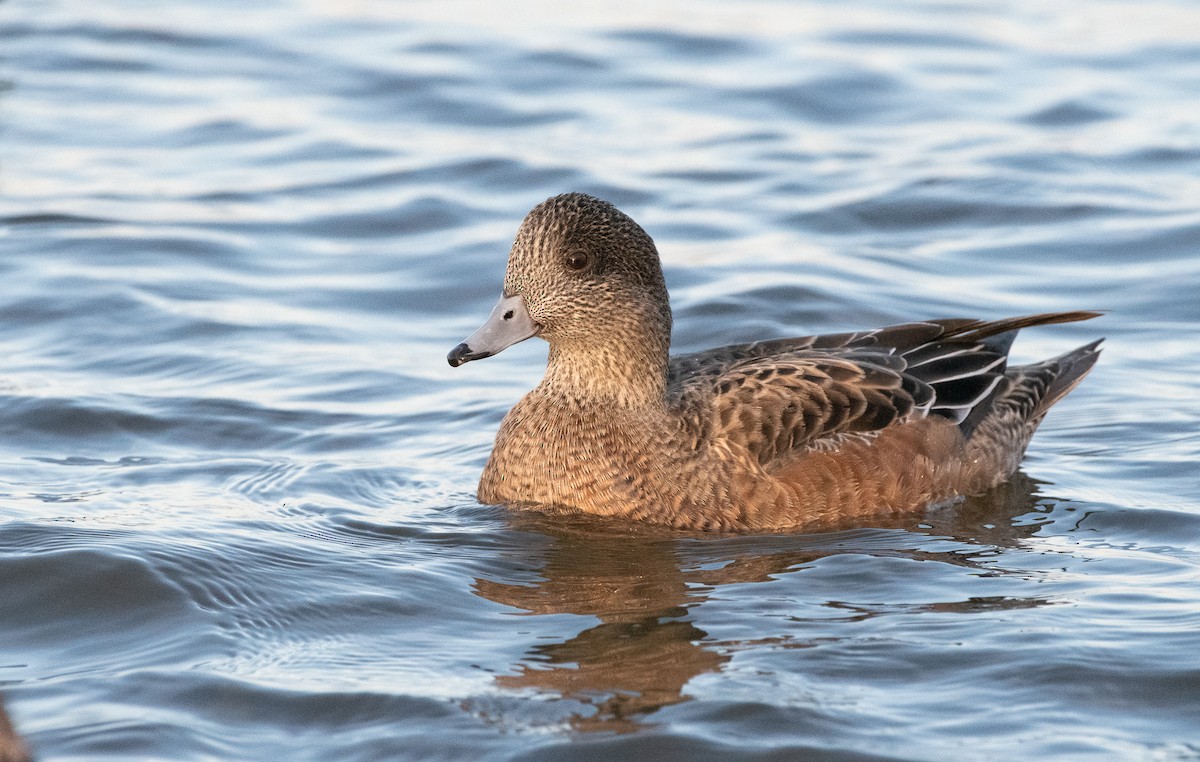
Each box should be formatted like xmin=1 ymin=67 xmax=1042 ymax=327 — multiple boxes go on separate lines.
xmin=1 ymin=0 xmax=1199 ymax=759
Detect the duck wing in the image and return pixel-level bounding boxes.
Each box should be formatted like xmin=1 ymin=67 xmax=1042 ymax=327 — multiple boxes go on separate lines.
xmin=669 ymin=311 xmax=1099 ymax=465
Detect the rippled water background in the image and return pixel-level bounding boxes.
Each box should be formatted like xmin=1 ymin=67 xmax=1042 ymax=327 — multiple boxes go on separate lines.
xmin=2 ymin=1 xmax=1199 ymax=759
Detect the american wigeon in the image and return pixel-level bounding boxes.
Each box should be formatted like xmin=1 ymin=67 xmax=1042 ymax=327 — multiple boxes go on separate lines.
xmin=448 ymin=193 xmax=1101 ymax=532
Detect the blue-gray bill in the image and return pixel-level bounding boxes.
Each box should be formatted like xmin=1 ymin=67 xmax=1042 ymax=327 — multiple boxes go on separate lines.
xmin=447 ymin=293 xmax=538 ymax=367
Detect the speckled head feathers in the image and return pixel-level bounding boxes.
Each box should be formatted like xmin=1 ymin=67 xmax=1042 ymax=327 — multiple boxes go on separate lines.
xmin=503 ymin=193 xmax=672 ymax=348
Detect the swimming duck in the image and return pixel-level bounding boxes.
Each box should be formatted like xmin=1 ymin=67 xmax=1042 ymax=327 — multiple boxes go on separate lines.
xmin=448 ymin=193 xmax=1101 ymax=532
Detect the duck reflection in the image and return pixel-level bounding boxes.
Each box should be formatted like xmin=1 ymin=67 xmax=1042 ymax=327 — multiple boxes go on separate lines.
xmin=473 ymin=471 xmax=1052 ymax=732
xmin=474 ymin=522 xmax=729 ymax=733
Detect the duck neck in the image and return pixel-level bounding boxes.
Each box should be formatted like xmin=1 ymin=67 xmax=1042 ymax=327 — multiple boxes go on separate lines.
xmin=541 ymin=330 xmax=670 ymax=409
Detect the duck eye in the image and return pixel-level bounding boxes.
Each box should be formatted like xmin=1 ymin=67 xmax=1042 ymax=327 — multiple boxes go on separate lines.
xmin=564 ymin=251 xmax=589 ymax=271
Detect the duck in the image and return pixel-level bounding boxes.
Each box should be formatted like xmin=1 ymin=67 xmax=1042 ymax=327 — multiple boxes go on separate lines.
xmin=447 ymin=193 xmax=1101 ymax=532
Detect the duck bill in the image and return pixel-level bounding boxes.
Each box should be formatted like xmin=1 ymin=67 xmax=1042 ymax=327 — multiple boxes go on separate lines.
xmin=447 ymin=293 xmax=539 ymax=367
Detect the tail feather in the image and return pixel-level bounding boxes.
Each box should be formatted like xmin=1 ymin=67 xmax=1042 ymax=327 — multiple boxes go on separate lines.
xmin=943 ymin=311 xmax=1103 ymax=346
xmin=1016 ymin=338 xmax=1104 ymax=417
xmin=959 ymin=336 xmax=1102 ymax=493
xmin=900 ymin=311 xmax=1102 ymax=439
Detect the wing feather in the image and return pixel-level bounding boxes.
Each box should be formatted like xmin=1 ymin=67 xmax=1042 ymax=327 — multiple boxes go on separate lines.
xmin=667 ymin=312 xmax=1100 ymax=464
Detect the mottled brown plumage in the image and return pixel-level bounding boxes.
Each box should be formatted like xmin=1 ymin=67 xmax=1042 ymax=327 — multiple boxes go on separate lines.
xmin=448 ymin=193 xmax=1101 ymax=532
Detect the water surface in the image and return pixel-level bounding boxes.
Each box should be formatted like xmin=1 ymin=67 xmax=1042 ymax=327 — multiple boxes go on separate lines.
xmin=2 ymin=0 xmax=1199 ymax=759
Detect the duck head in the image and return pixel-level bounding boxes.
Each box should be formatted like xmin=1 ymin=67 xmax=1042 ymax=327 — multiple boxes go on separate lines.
xmin=447 ymin=193 xmax=672 ymax=371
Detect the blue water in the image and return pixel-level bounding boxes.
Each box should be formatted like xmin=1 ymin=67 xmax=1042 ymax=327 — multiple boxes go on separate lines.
xmin=2 ymin=1 xmax=1199 ymax=759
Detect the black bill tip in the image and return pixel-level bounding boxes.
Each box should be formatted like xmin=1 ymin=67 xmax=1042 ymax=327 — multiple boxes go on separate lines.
xmin=447 ymin=342 xmax=491 ymax=367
